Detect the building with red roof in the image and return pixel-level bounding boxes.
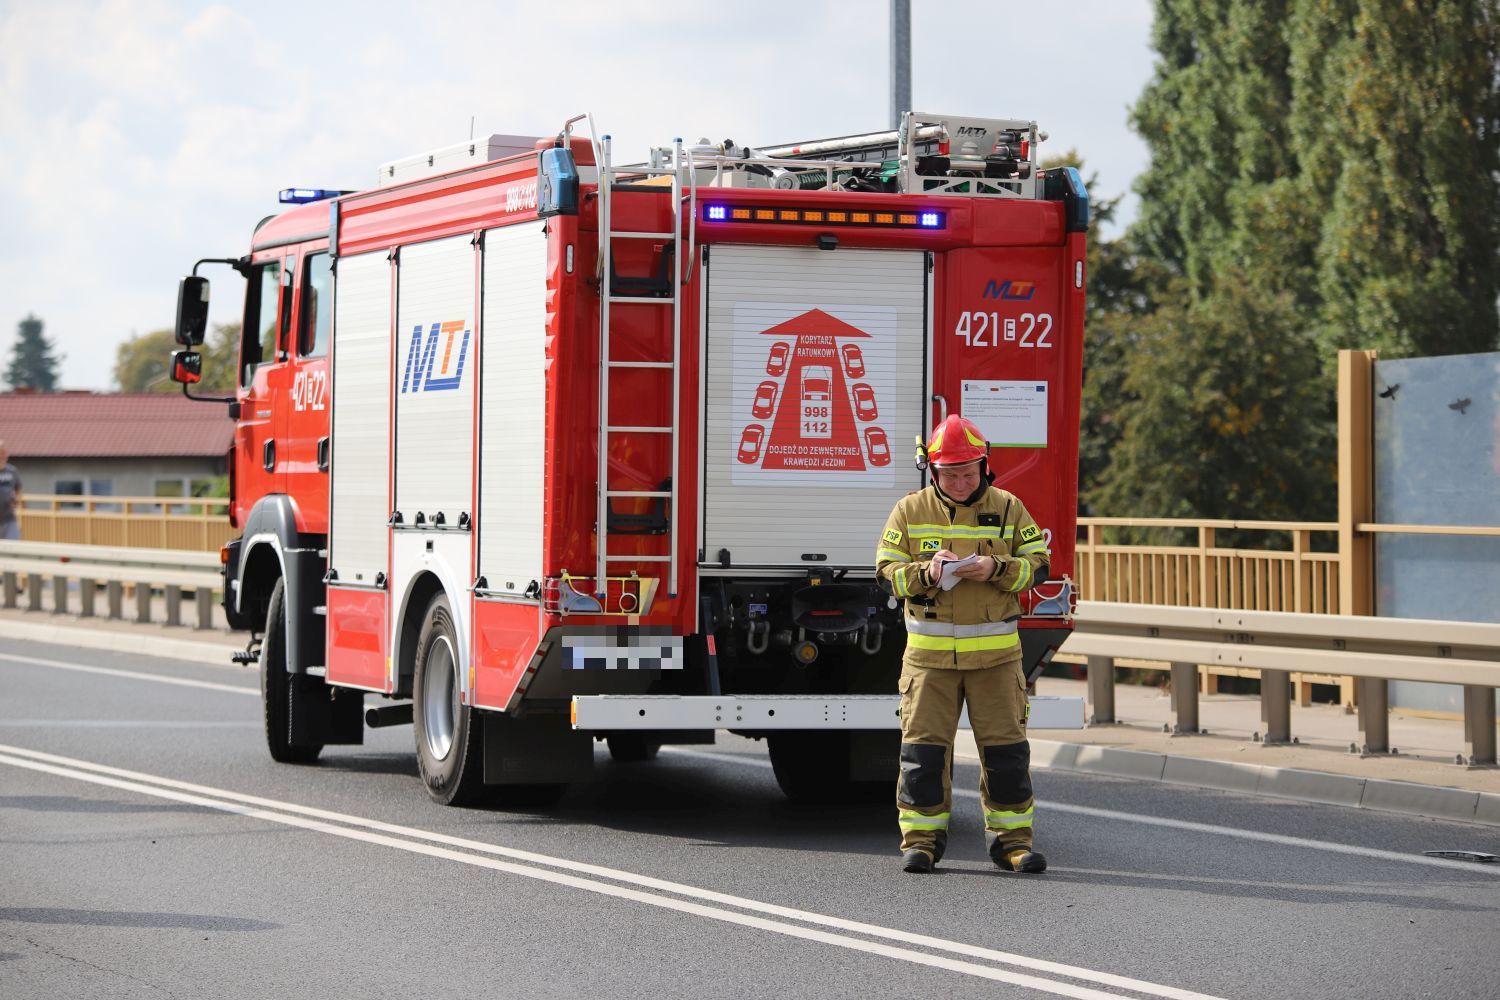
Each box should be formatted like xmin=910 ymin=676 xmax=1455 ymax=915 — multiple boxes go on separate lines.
xmin=0 ymin=391 xmax=234 ymax=502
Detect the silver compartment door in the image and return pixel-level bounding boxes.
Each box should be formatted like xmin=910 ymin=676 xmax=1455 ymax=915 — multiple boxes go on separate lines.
xmin=329 ymin=249 xmax=392 ymax=586
xmin=477 ymin=221 xmax=547 ymax=597
xmin=702 ymin=245 xmax=927 ymax=570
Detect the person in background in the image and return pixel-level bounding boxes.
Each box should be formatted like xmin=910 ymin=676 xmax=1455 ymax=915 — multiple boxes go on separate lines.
xmin=0 ymin=440 xmax=21 ymax=541
xmin=875 ymin=415 xmax=1052 ymax=875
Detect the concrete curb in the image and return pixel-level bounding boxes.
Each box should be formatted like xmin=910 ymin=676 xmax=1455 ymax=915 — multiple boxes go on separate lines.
xmin=1023 ymin=737 xmax=1500 ymax=829
xmin=2 ymin=618 xmax=235 ymax=666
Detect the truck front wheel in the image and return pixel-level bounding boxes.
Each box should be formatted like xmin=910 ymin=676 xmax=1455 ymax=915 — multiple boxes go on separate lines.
xmin=413 ymin=592 xmax=486 ymax=806
xmin=261 ymin=578 xmax=323 ymax=764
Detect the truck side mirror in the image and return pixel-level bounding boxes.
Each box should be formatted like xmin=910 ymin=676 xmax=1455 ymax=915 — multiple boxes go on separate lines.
xmin=175 ymin=276 xmax=210 ymax=345
xmin=171 ymin=350 xmax=203 ymax=384
xmin=537 ymin=146 xmax=579 ymax=217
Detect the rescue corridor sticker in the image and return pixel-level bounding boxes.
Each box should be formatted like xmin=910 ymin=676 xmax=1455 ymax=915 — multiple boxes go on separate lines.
xmin=730 ymin=303 xmax=899 ymax=488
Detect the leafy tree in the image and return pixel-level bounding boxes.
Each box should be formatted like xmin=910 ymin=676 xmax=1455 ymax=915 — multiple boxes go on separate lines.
xmin=113 ymin=328 xmax=179 ymax=393
xmin=1090 ymin=276 xmax=1334 ymax=521
xmin=1291 ymin=0 xmax=1500 ymax=359
xmin=1099 ymin=0 xmax=1500 ymax=522
xmin=5 ymin=314 xmax=63 ymax=392
xmin=1129 ymin=0 xmax=1296 ymax=298
xmin=113 ymin=324 xmax=240 ymax=395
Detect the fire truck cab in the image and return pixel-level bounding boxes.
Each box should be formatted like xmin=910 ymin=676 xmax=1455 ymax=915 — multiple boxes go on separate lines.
xmin=171 ymin=111 xmax=1087 ymax=807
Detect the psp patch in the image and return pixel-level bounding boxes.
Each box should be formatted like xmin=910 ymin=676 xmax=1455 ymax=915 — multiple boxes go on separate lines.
xmin=921 ymin=539 xmax=941 ymax=552
xmin=883 ymin=528 xmax=903 ymax=545
xmin=563 ymin=628 xmax=683 ymax=670
xmin=1020 ymin=524 xmax=1041 ymax=541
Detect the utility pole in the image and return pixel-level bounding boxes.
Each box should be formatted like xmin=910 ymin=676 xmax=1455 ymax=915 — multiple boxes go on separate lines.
xmin=890 ymin=0 xmax=910 ymax=129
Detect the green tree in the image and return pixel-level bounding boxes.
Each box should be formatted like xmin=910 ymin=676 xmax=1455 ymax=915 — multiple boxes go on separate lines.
xmin=1102 ymin=0 xmax=1500 ymax=521
xmin=1292 ymin=0 xmax=1500 ymax=359
xmin=1129 ymin=0 xmax=1296 ymax=298
xmin=113 ymin=324 xmax=240 ymax=395
xmin=1090 ymin=276 xmax=1334 ymax=521
xmin=113 ymin=328 xmax=178 ymax=393
xmin=5 ymin=314 xmax=63 ymax=391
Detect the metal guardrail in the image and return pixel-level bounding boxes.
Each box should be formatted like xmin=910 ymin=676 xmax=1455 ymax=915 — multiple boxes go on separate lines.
xmin=6 ymin=540 xmax=1496 ymax=763
xmin=1063 ymin=601 xmax=1500 ymax=766
xmin=0 ymin=540 xmax=222 ymax=629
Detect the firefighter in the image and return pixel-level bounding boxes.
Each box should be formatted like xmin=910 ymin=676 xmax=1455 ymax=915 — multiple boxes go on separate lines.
xmin=875 ymin=414 xmax=1051 ymax=874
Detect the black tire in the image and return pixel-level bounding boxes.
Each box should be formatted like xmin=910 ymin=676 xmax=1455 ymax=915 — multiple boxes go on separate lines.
xmin=413 ymin=592 xmax=486 ymax=806
xmin=767 ymin=731 xmax=887 ymax=804
xmin=606 ymin=734 xmax=661 ymax=762
xmin=261 ymin=578 xmax=323 ymax=764
xmin=491 ymin=782 xmax=568 ymax=808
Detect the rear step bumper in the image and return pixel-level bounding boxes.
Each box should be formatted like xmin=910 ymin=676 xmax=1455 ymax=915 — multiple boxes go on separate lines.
xmin=571 ymin=694 xmax=1084 ymax=731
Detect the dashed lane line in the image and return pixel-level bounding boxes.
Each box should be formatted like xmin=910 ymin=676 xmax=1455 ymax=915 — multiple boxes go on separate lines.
xmin=0 ymin=742 xmax=1220 ymax=1000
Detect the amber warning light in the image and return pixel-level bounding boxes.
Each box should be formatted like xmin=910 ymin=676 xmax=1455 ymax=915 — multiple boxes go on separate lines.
xmin=703 ymin=204 xmax=944 ymax=229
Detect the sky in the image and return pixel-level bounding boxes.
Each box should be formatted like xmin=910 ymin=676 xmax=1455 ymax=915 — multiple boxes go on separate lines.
xmin=0 ymin=0 xmax=1156 ymax=390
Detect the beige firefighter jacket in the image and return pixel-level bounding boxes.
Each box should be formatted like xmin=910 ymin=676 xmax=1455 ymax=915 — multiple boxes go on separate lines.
xmin=875 ymin=484 xmax=1051 ymax=669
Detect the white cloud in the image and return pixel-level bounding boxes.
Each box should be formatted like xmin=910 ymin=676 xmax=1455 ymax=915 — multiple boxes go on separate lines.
xmin=0 ymin=0 xmax=1156 ymax=389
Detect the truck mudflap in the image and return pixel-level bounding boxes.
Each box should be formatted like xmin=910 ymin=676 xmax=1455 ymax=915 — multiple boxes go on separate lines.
xmin=570 ymin=693 xmax=1084 ymax=730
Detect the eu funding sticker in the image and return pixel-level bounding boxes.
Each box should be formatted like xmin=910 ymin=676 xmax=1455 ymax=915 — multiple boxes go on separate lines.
xmin=962 ymin=380 xmax=1048 ymax=448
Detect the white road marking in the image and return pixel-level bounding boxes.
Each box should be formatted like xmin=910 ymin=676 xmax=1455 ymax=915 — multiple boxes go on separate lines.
xmin=665 ymin=748 xmax=1500 ymax=877
xmin=0 ymin=652 xmax=258 ymax=697
xmin=9 ymin=649 xmax=1493 ymax=875
xmin=0 ymin=719 xmax=258 ymax=728
xmin=0 ymin=742 xmax=1219 ymax=1000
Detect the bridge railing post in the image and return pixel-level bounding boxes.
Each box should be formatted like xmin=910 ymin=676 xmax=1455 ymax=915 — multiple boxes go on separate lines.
xmin=1170 ymin=661 xmax=1199 ymax=734
xmin=1086 ymin=655 xmax=1115 ymax=724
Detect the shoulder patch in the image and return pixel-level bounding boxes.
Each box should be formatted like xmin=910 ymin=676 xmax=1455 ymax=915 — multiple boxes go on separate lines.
xmin=1020 ymin=524 xmax=1041 ymax=541
xmin=882 ymin=528 xmax=903 ymax=545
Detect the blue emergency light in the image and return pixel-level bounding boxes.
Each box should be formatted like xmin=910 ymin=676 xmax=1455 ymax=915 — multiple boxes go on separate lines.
xmin=706 ymin=204 xmax=727 ymax=221
xmin=279 ymin=188 xmax=346 ymax=205
xmin=919 ymin=212 xmax=941 ymax=228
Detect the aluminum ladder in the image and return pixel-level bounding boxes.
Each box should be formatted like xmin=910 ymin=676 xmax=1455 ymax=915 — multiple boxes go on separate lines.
xmin=593 ymin=134 xmax=693 ymax=600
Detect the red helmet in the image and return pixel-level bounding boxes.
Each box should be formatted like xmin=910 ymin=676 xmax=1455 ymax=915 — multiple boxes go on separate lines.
xmin=925 ymin=415 xmax=987 ymax=467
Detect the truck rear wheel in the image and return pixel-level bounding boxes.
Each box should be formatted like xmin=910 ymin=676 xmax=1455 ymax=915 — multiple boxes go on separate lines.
xmin=261 ymin=577 xmax=323 ymax=764
xmin=413 ymin=592 xmax=487 ymax=806
xmin=606 ymin=734 xmax=661 ymax=762
xmin=767 ymin=731 xmax=888 ymax=804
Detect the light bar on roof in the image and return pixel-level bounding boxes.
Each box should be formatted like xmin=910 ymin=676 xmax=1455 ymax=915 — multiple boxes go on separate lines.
xmin=279 ymin=188 xmax=345 ymax=204
xmin=701 ymin=204 xmax=945 ymax=229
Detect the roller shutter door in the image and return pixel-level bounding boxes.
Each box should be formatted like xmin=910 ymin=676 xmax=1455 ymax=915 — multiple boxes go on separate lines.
xmin=702 ymin=245 xmax=927 ymax=570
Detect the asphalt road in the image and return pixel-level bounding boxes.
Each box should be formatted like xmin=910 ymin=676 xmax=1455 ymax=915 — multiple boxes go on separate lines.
xmin=2 ymin=635 xmax=1498 ymax=1000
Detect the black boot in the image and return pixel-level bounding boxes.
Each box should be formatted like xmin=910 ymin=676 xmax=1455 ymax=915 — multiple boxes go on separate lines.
xmin=901 ymin=849 xmax=935 ymax=873
xmin=991 ymin=843 xmax=1047 ymax=873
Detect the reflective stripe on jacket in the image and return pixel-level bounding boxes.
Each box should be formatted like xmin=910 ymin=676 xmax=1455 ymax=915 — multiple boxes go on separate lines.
xmin=875 ymin=484 xmax=1050 ymax=670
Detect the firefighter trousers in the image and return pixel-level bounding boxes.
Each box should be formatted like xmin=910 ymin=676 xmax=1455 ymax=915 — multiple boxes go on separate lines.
xmin=896 ymin=659 xmax=1034 ymax=860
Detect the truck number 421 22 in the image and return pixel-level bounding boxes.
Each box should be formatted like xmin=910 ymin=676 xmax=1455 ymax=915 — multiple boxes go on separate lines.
xmin=292 ymin=369 xmax=327 ymax=411
xmin=954 ymin=311 xmax=1053 ymax=348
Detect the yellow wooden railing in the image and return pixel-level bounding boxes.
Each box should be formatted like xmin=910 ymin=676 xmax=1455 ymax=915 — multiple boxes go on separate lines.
xmin=1076 ymin=518 xmax=1343 ymax=613
xmin=18 ymin=494 xmax=235 ymax=552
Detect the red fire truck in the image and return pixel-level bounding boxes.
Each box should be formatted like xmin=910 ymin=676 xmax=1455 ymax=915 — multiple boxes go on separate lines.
xmin=170 ymin=111 xmax=1087 ymax=806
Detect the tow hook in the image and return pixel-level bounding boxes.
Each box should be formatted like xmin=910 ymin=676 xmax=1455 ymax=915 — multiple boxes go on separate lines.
xmin=859 ymin=622 xmax=883 ymax=655
xmin=746 ymin=619 xmax=770 ymax=655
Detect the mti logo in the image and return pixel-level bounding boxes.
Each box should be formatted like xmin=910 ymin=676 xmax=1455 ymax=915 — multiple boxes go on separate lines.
xmin=981 ymin=279 xmax=1036 ymax=301
xmin=401 ymin=320 xmax=471 ymax=393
